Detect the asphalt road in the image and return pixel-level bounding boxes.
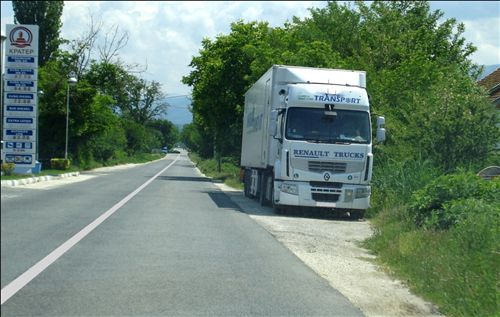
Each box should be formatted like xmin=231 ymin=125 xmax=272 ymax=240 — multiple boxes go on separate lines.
xmin=1 ymin=151 xmax=363 ymax=316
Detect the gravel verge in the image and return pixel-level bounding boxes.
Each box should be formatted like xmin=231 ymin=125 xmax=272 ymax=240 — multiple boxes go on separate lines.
xmin=213 ymin=181 xmax=443 ymax=317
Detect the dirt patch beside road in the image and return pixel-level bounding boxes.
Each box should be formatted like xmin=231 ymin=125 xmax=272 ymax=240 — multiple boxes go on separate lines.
xmin=214 ymin=182 xmax=442 ymax=317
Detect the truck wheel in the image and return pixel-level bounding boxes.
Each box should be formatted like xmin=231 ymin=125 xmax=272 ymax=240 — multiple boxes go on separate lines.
xmin=271 ymin=179 xmax=281 ymax=214
xmin=244 ymin=169 xmax=253 ymax=198
xmin=349 ymin=210 xmax=364 ymax=220
xmin=259 ymin=172 xmax=267 ymax=206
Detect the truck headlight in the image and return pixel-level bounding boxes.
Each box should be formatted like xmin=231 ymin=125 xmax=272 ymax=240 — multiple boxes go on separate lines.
xmin=355 ymin=187 xmax=371 ymax=198
xmin=281 ymin=183 xmax=298 ymax=195
xmin=344 ymin=189 xmax=354 ymax=202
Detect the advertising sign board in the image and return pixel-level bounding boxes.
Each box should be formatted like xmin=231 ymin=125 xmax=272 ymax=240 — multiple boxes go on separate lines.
xmin=4 ymin=141 xmax=35 ymax=154
xmin=3 ymin=129 xmax=36 ymax=142
xmin=2 ymin=24 xmax=39 ymax=168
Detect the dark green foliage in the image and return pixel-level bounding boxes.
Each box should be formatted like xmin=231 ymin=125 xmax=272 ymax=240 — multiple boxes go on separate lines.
xmin=148 ymin=119 xmax=179 ymax=150
xmin=1 ymin=163 xmax=16 ymax=175
xmin=409 ymin=171 xmax=499 ymax=229
xmin=442 ymin=198 xmax=499 ymax=230
xmin=180 ymin=123 xmax=211 ymax=157
xmin=50 ymin=158 xmax=71 ymax=170
xmin=182 ymin=21 xmax=272 ymax=163
xmin=12 ymin=0 xmax=64 ymax=66
xmin=37 ymin=55 xmax=177 ymax=166
xmin=369 ymin=158 xmax=442 ymax=216
xmin=183 ymin=1 xmax=498 ymax=172
xmin=401 ymin=68 xmax=499 ymax=171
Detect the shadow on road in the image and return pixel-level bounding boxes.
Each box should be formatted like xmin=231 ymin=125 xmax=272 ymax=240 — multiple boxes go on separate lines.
xmin=206 ymin=191 xmax=243 ymax=210
xmin=218 ymin=188 xmax=362 ymax=222
xmin=156 ymin=175 xmax=212 ymax=182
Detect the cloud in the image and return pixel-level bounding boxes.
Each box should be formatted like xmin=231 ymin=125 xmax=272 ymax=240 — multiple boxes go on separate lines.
xmin=56 ymin=1 xmax=327 ymax=96
xmin=463 ymin=17 xmax=500 ymax=66
xmin=2 ymin=0 xmax=499 ymax=98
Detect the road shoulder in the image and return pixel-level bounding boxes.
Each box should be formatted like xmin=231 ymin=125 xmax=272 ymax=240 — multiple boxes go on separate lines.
xmin=213 ymin=181 xmax=443 ymax=317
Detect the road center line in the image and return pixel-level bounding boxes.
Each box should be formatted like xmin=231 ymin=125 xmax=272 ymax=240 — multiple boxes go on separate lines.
xmin=1 ymin=155 xmax=180 ymax=305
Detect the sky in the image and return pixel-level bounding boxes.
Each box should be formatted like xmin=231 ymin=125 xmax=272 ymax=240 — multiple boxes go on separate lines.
xmin=1 ymin=1 xmax=500 ymax=125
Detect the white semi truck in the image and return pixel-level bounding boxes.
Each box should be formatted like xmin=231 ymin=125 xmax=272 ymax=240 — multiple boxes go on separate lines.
xmin=240 ymin=65 xmax=385 ymax=219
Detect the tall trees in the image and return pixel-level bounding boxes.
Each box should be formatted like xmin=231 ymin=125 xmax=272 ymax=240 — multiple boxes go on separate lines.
xmin=182 ymin=21 xmax=272 ymax=165
xmin=10 ymin=1 xmax=178 ymax=167
xmin=183 ymin=0 xmax=498 ymax=171
xmin=12 ymin=0 xmax=64 ymax=66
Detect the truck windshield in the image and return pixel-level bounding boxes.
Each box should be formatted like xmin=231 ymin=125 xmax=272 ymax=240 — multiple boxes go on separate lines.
xmin=285 ymin=108 xmax=371 ymax=144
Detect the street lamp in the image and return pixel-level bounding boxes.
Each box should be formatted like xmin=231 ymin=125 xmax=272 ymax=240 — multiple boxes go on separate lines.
xmin=65 ymin=76 xmax=77 ymax=160
xmin=36 ymin=90 xmax=44 ymax=161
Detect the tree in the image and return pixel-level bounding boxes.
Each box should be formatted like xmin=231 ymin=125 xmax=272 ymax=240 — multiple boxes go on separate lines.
xmin=403 ymin=67 xmax=499 ymax=171
xmin=13 ymin=0 xmax=64 ymax=66
xmin=123 ymin=79 xmax=168 ymax=124
xmin=184 ymin=0 xmax=497 ymax=171
xmin=148 ymin=119 xmax=179 ymax=149
xmin=183 ymin=21 xmax=272 ymax=169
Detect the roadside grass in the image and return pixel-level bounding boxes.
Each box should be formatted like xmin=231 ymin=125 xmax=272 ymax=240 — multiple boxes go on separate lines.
xmin=365 ymin=160 xmax=500 ymax=317
xmin=188 ymin=153 xmax=243 ymax=190
xmin=365 ymin=205 xmax=499 ymax=317
xmin=104 ymin=153 xmax=164 ymax=166
xmin=0 ymin=153 xmax=164 ymax=181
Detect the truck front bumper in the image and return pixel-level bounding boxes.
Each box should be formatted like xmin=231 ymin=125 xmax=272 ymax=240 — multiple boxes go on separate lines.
xmin=274 ymin=180 xmax=370 ymax=210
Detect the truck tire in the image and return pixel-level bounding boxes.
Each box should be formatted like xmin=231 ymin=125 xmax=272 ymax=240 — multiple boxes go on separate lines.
xmin=259 ymin=172 xmax=267 ymax=206
xmin=243 ymin=169 xmax=252 ymax=198
xmin=271 ymin=177 xmax=281 ymax=214
xmin=349 ymin=209 xmax=364 ymax=220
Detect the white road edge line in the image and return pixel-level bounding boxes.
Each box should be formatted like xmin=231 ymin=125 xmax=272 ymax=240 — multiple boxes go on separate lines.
xmin=1 ymin=155 xmax=180 ymax=305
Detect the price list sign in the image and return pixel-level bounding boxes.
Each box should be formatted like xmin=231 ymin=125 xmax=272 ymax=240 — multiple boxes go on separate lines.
xmin=3 ymin=24 xmax=39 ymax=167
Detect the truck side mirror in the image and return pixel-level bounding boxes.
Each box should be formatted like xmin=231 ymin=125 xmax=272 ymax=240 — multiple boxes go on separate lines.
xmin=376 ymin=116 xmax=386 ymax=142
xmin=376 ymin=128 xmax=386 ymax=142
xmin=376 ymin=116 xmax=385 ymax=127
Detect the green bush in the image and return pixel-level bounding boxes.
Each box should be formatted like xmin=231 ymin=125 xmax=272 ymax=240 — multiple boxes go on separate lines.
xmin=1 ymin=162 xmax=16 ymax=175
xmin=441 ymin=198 xmax=500 ymax=228
xmin=369 ymin=158 xmax=441 ymax=216
xmin=50 ymin=158 xmax=71 ymax=170
xmin=409 ymin=171 xmax=499 ymax=229
xmin=433 ymin=209 xmax=499 ymax=316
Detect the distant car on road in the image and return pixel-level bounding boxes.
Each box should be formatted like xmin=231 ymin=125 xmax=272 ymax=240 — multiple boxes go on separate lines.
xmin=161 ymin=146 xmax=168 ymax=154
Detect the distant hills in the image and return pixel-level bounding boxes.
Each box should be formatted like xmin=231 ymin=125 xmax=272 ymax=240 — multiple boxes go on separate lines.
xmin=162 ymin=96 xmax=192 ymax=128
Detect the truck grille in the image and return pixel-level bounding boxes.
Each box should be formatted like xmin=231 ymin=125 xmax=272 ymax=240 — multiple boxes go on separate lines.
xmin=308 ymin=161 xmax=347 ymax=173
xmin=310 ymin=181 xmax=342 ymax=188
xmin=310 ymin=181 xmax=342 ymax=203
xmin=312 ymin=193 xmax=340 ymax=202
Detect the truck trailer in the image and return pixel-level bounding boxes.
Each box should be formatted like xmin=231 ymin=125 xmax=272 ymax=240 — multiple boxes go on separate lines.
xmin=240 ymin=65 xmax=385 ymax=219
